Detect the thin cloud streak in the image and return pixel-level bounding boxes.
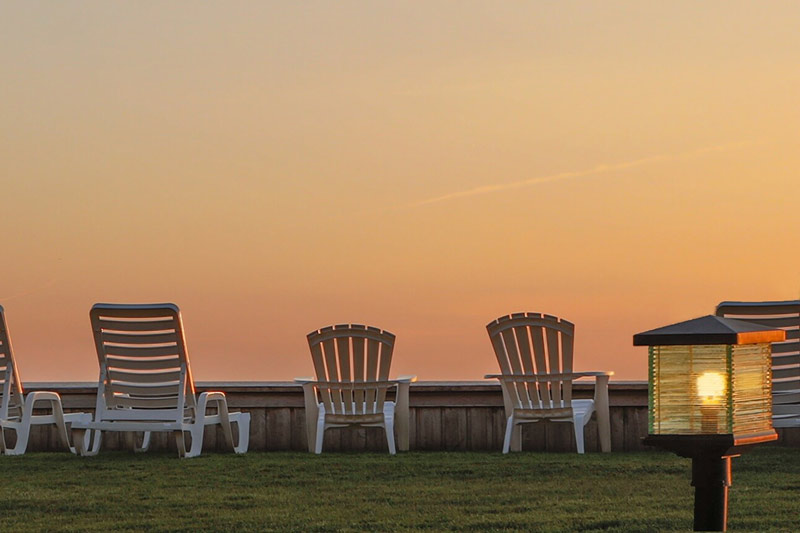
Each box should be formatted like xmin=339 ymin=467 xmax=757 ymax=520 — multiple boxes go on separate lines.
xmin=407 ymin=140 xmax=764 ymax=208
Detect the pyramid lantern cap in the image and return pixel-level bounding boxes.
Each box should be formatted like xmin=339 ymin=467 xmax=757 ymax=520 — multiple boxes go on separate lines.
xmin=633 ymin=315 xmax=786 ymax=346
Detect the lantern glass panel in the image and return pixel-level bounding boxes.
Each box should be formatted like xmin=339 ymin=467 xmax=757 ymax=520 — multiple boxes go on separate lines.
xmin=649 ymin=343 xmax=773 ymax=435
xmin=730 ymin=343 xmax=772 ymax=435
xmin=649 ymin=345 xmax=730 ymax=434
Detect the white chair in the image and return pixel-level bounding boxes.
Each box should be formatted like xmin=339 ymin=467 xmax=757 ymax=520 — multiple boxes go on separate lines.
xmin=0 ymin=305 xmax=90 ymax=455
xmin=71 ymin=303 xmax=250 ymax=458
xmin=485 ymin=312 xmax=612 ymax=453
xmin=716 ymin=300 xmax=800 ymax=428
xmin=297 ymin=324 xmax=416 ymax=454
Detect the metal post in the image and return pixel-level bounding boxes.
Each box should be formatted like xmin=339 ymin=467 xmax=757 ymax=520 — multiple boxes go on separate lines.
xmin=691 ymin=455 xmax=732 ymax=532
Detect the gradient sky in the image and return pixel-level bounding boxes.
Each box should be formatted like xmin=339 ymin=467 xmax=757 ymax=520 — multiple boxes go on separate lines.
xmin=2 ymin=2 xmax=799 ymax=382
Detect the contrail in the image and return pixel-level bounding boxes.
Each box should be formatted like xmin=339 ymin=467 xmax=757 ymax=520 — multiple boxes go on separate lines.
xmin=407 ymin=140 xmax=763 ymax=208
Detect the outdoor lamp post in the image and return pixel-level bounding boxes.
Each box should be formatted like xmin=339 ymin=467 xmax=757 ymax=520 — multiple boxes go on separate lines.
xmin=633 ymin=315 xmax=785 ymax=532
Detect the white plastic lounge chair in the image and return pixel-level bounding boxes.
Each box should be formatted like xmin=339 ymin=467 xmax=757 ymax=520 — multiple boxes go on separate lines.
xmin=485 ymin=312 xmax=612 ymax=453
xmin=296 ymin=324 xmax=416 ymax=454
xmin=71 ymin=303 xmax=249 ymax=458
xmin=716 ymin=300 xmax=800 ymax=428
xmin=0 ymin=305 xmax=90 ymax=455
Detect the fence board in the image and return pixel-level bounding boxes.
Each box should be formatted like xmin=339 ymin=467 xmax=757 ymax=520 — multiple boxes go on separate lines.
xmin=290 ymin=408 xmax=306 ymax=451
xmin=442 ymin=408 xmax=467 ymax=451
xmin=416 ymin=408 xmax=442 ymax=450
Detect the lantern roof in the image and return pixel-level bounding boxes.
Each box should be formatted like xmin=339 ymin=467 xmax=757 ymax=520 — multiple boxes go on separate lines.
xmin=633 ymin=315 xmax=786 ymax=346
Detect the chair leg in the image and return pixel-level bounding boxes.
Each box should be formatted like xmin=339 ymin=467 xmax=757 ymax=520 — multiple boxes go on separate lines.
xmin=49 ymin=400 xmax=73 ymax=452
xmin=314 ymin=415 xmax=326 ymax=454
xmin=395 ymin=383 xmax=411 ymax=451
xmin=231 ymin=413 xmax=250 ymax=454
xmin=595 ymin=374 xmax=612 ymax=453
xmin=134 ymin=432 xmax=151 ymax=453
xmin=7 ymin=426 xmax=31 ymax=456
xmin=72 ymin=428 xmax=100 ymax=457
xmin=88 ymin=429 xmax=102 ymax=455
xmin=597 ymin=408 xmax=611 ymax=453
xmin=384 ymin=418 xmax=396 ymax=455
xmin=6 ymin=394 xmax=37 ymax=455
xmin=510 ymin=425 xmax=523 ymax=452
xmin=174 ymin=430 xmax=187 ymax=458
xmin=185 ymin=424 xmax=205 ymax=458
xmin=573 ymin=422 xmax=585 ymax=454
xmin=302 ymin=384 xmax=320 ymax=453
xmin=502 ymin=415 xmax=515 ymax=454
xmin=72 ymin=428 xmax=87 ymax=456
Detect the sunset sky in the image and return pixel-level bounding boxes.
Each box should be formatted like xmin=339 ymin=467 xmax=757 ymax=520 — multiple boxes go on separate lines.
xmin=2 ymin=2 xmax=798 ymax=383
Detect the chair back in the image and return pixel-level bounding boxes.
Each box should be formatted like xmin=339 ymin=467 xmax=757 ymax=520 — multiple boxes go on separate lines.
xmin=90 ymin=303 xmax=196 ymax=422
xmin=307 ymin=324 xmax=395 ymax=418
xmin=716 ymin=300 xmax=800 ymax=426
xmin=487 ymin=312 xmax=575 ymax=413
xmin=0 ymin=305 xmax=24 ymax=421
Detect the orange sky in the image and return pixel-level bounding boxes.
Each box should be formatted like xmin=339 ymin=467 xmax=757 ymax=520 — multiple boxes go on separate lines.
xmin=2 ymin=2 xmax=799 ymax=382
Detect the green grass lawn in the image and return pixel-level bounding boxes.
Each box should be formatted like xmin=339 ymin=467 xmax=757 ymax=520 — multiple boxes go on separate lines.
xmin=0 ymin=447 xmax=797 ymax=532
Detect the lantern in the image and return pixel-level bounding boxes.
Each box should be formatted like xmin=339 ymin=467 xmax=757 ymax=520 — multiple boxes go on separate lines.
xmin=634 ymin=315 xmax=784 ymax=532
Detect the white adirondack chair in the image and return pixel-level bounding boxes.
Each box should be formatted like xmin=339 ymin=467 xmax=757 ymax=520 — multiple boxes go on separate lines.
xmin=716 ymin=300 xmax=800 ymax=428
xmin=0 ymin=305 xmax=90 ymax=455
xmin=71 ymin=303 xmax=250 ymax=458
xmin=296 ymin=324 xmax=416 ymax=454
xmin=485 ymin=312 xmax=612 ymax=453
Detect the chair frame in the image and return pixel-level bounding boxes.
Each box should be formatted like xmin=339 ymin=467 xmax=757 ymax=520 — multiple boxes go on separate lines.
xmin=71 ymin=303 xmax=250 ymax=458
xmin=297 ymin=324 xmax=416 ymax=454
xmin=0 ymin=305 xmax=90 ymax=455
xmin=485 ymin=312 xmax=612 ymax=453
xmin=716 ymin=300 xmax=800 ymax=429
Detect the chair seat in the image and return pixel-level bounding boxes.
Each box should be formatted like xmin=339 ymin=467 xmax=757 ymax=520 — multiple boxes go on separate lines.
xmin=515 ymin=399 xmax=594 ymax=423
xmin=320 ymin=401 xmax=395 ymax=425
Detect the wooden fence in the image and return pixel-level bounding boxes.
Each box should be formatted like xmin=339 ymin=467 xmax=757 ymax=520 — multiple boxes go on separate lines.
xmin=14 ymin=381 xmax=800 ymax=453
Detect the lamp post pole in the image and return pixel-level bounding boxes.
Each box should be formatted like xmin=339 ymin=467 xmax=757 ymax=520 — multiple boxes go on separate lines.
xmin=691 ymin=454 xmax=731 ymax=532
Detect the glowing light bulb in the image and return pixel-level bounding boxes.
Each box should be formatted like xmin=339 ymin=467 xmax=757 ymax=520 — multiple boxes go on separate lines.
xmin=697 ymin=371 xmax=725 ymax=405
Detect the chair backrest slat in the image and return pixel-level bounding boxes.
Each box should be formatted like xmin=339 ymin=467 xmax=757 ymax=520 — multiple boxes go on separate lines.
xmin=336 ymin=334 xmax=353 ymax=412
xmin=375 ymin=327 xmax=394 ymax=410
xmin=352 ymin=336 xmax=366 ymax=414
xmin=501 ymin=327 xmax=531 ymax=409
xmin=529 ymin=321 xmax=551 ymax=405
xmin=716 ymin=300 xmax=800 ymax=423
xmin=307 ymin=324 xmax=396 ymax=417
xmin=90 ymin=303 xmax=194 ymax=422
xmin=546 ymin=323 xmax=563 ymax=406
xmin=322 ymin=337 xmax=338 ymax=380
xmin=487 ymin=312 xmax=576 ymax=412
xmin=513 ymin=324 xmax=541 ymax=409
xmin=0 ymin=306 xmax=24 ymax=421
xmin=561 ymin=330 xmax=575 ymax=406
xmin=365 ymin=338 xmax=380 ymax=409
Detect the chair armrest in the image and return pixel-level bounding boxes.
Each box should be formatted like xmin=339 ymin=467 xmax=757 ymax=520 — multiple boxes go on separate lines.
xmin=306 ymin=380 xmax=398 ymax=390
xmin=294 ymin=377 xmax=315 ymax=383
xmin=572 ymin=371 xmax=614 ymax=379
xmin=25 ymin=391 xmax=62 ymax=403
xmin=196 ymin=391 xmax=231 ymax=425
xmin=394 ymin=375 xmax=417 ymax=383
xmin=199 ymin=391 xmax=227 ymax=402
xmin=486 ymin=372 xmax=613 ymax=383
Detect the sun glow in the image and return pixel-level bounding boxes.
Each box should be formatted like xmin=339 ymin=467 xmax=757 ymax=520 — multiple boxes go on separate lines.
xmin=697 ymin=371 xmax=726 ymax=405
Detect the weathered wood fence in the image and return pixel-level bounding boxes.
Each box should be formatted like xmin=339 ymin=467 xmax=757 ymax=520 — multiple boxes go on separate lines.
xmin=14 ymin=381 xmax=800 ymax=453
